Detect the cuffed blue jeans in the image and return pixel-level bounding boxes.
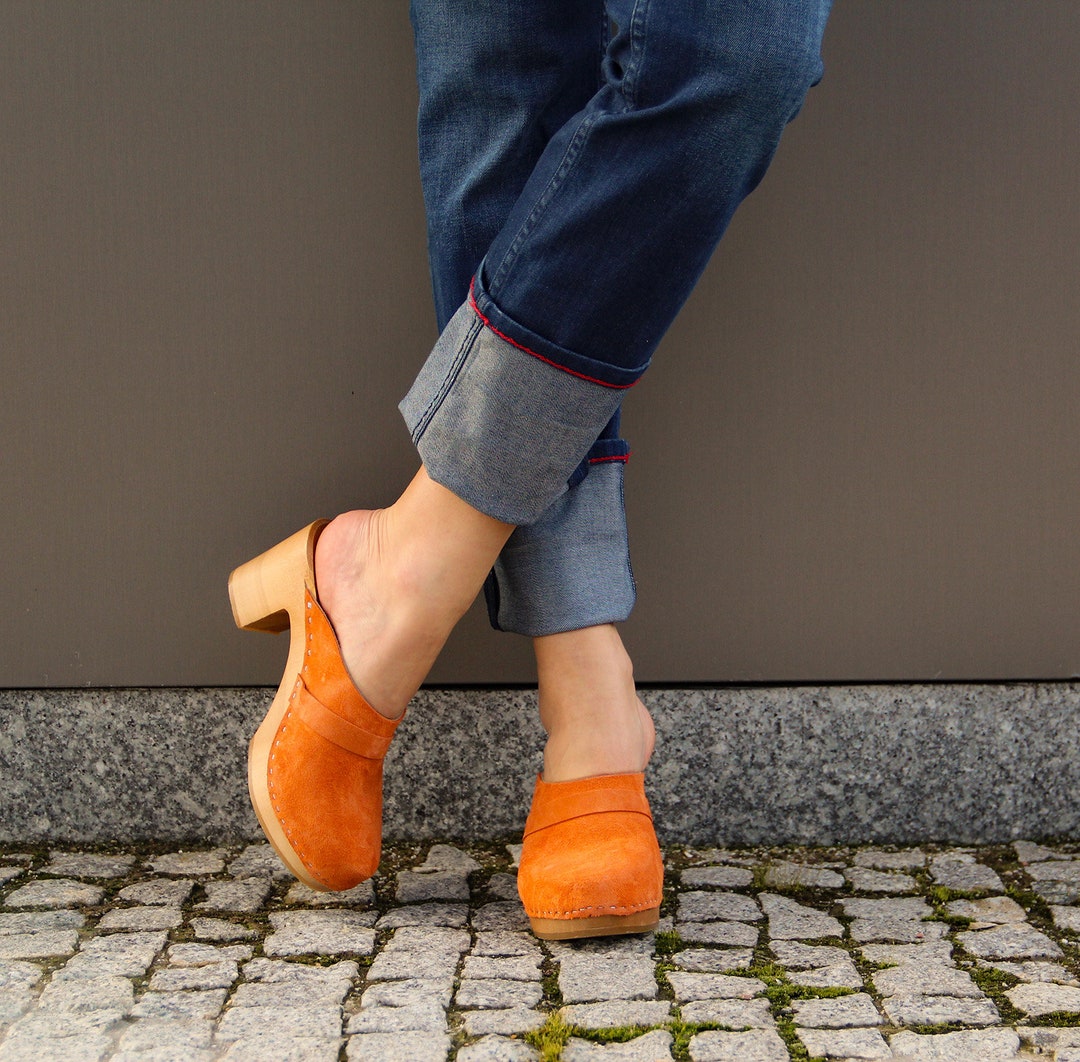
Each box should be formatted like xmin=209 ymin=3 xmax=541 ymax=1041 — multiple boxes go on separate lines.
xmin=402 ymin=0 xmax=832 ymax=636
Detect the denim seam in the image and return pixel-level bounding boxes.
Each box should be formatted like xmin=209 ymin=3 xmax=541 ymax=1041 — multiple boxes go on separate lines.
xmin=408 ymin=313 xmax=484 ymax=444
xmin=625 ymin=0 xmax=652 ymax=111
xmin=486 ymin=107 xmax=602 ymax=297
xmin=469 ymin=283 xmax=635 ymax=392
xmin=619 ymin=463 xmax=637 ymax=599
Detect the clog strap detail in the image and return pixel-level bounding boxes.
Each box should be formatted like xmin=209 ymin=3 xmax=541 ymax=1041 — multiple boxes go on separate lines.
xmin=293 ymin=678 xmax=399 ymax=759
xmin=523 ymin=773 xmax=653 ymax=839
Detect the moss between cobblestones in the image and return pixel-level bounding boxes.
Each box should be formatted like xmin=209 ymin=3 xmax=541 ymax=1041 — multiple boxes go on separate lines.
xmin=524 ymin=1011 xmax=573 ymax=1060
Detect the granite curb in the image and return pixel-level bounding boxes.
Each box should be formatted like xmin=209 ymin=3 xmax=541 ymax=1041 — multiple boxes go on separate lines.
xmin=3 ymin=837 xmax=1080 ymax=1060
xmin=3 ymin=684 xmax=1080 ymax=845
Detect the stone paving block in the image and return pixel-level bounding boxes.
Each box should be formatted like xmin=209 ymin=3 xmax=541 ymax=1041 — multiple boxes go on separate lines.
xmin=859 ymin=941 xmax=953 ymax=967
xmin=456 ymin=978 xmax=542 ymax=1009
xmin=871 ymin=962 xmax=983 ymax=998
xmin=149 ymin=850 xmax=228 ymax=876
xmin=559 ymin=1000 xmax=671 ymax=1029
xmin=116 ymin=879 xmax=194 ymax=906
xmin=166 ymin=942 xmax=253 ymax=966
xmin=677 ymin=922 xmax=759 ymax=947
xmin=346 ymin=999 xmax=447 ymax=1033
xmin=264 ymin=909 xmax=377 ymax=956
xmin=216 ymin=1002 xmax=344 ymax=1041
xmin=1005 ymin=981 xmax=1080 ymax=1015
xmin=677 ymin=891 xmax=761 ymax=923
xmin=37 ymin=974 xmax=135 ymax=1014
xmin=553 ymin=940 xmax=658 ymax=1003
xmin=759 ymin=893 xmax=843 ymax=939
xmin=360 ymin=977 xmax=455 ymax=1009
xmin=843 ymin=867 xmax=918 ymax=893
xmin=483 ymin=873 xmax=519 ymax=902
xmin=1026 ymin=859 xmax=1080 ymax=882
xmin=4 ymin=879 xmax=103 ymax=908
xmin=457 ymin=1035 xmax=540 ymax=1061
xmin=117 ymin=1016 xmax=214 ymax=1052
xmin=665 ymin=972 xmax=765 ymax=1001
xmin=218 ymin=1035 xmax=342 ymax=1061
xmin=848 ymin=917 xmax=949 ymax=944
xmin=0 ymin=961 xmax=41 ymax=991
xmin=396 ymin=869 xmax=471 ymax=904
xmin=880 ymin=993 xmax=1000 ymax=1026
xmin=852 ymin=848 xmax=926 ymax=870
xmin=841 ymin=897 xmax=933 ymax=920
xmin=929 ymin=854 xmax=1003 ymax=892
xmin=414 ymin=844 xmax=482 ymax=874
xmin=242 ymin=957 xmax=358 ymax=988
xmin=769 ymin=941 xmax=849 ymax=968
xmin=1014 ymin=840 xmax=1065 ymax=863
xmin=376 ymin=903 xmax=470 ymax=930
xmin=97 ymin=906 xmax=183 ymax=931
xmin=2 ymin=1004 xmax=127 ymax=1038
xmin=981 ymin=959 xmax=1078 ymax=984
xmin=225 ymin=844 xmax=291 ymax=880
xmin=797 ymin=1025 xmax=893 ymax=1060
xmin=674 ymin=948 xmax=753 ymax=972
xmin=1051 ymin=904 xmax=1080 ymax=932
xmin=0 ymin=987 xmax=35 ymax=1027
xmin=792 ymin=992 xmax=882 ymax=1028
xmin=679 ymin=997 xmax=774 ymax=1027
xmin=942 ymin=895 xmax=1027 ymax=924
xmin=956 ymin=921 xmax=1063 ymax=959
xmin=462 ymin=953 xmax=541 ymax=981
xmin=0 ymin=868 xmax=24 ymax=887
xmin=129 ymin=989 xmax=229 ymax=1020
xmin=285 ymin=880 xmax=375 ymax=907
xmin=688 ymin=1028 xmax=788 ymax=1062
xmin=43 ymin=853 xmax=136 ymax=879
xmin=887 ymin=1026 xmax=1021 ymax=1060
xmin=472 ymin=931 xmax=538 ymax=957
xmin=347 ymin=1031 xmax=450 ymax=1061
xmin=113 ymin=1048 xmax=217 ymax=1062
xmin=189 ymin=917 xmax=258 ymax=942
xmin=471 ymin=902 xmax=531 ymax=933
xmin=684 ymin=849 xmax=758 ymax=866
xmin=0 ymin=931 xmax=81 ymax=960
xmin=763 ymin=861 xmax=845 ymax=889
xmin=563 ymin=1029 xmax=674 ymax=1060
xmin=680 ymin=866 xmax=754 ymax=888
xmin=0 ymin=911 xmax=85 ymax=932
xmin=788 ymin=960 xmax=863 ymax=989
xmin=54 ymin=931 xmax=167 ymax=979
xmin=1032 ymin=879 xmax=1080 ymax=904
xmin=0 ymin=1031 xmax=115 ymax=1062
xmin=149 ymin=960 xmax=239 ymax=991
xmin=196 ymin=877 xmax=273 ymax=912
xmin=462 ymin=1006 xmax=546 ymax=1036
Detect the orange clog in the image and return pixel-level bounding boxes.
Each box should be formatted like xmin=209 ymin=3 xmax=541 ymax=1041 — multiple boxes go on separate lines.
xmin=228 ymin=521 xmax=401 ymax=891
xmin=517 ymin=772 xmax=663 ymax=940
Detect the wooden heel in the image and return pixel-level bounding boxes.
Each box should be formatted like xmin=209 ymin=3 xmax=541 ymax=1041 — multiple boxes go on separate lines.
xmin=228 ymin=521 xmax=328 ymax=632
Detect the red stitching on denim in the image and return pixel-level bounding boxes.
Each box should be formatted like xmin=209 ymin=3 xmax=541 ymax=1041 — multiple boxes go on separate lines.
xmin=469 ymin=279 xmax=636 ymax=391
xmin=589 ymin=453 xmax=630 ymax=464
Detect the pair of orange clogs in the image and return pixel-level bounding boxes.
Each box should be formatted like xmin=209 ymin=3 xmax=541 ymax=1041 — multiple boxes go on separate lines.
xmin=229 ymin=521 xmax=663 ymax=939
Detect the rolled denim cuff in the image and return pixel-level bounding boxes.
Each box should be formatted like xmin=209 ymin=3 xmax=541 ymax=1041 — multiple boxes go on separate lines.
xmin=399 ymin=297 xmax=626 ymax=526
xmin=483 ymin=458 xmax=636 ymax=637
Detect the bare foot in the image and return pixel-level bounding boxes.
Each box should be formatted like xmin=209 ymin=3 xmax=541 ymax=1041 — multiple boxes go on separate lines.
xmin=313 ymin=468 xmax=514 ymax=719
xmin=535 ymin=625 xmax=656 ymax=782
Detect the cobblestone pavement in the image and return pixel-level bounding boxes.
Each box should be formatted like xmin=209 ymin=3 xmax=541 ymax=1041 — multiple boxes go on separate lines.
xmin=3 ymin=840 xmax=1080 ymax=1061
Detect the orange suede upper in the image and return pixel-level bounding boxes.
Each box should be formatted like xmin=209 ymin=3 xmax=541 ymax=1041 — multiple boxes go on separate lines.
xmin=265 ymin=584 xmax=401 ymax=891
xmin=517 ymin=772 xmax=664 ymax=921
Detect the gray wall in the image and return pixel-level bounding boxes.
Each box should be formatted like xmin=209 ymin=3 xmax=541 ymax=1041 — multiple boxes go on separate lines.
xmin=3 ymin=2 xmax=1078 ymax=687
